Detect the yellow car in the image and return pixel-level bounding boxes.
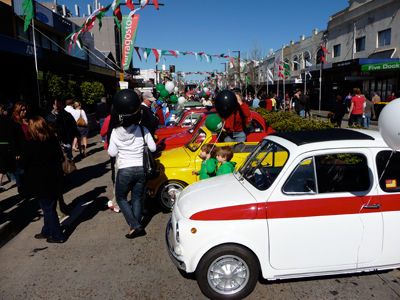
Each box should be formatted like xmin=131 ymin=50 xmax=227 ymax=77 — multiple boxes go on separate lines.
xmin=147 ymin=127 xmax=258 ymax=211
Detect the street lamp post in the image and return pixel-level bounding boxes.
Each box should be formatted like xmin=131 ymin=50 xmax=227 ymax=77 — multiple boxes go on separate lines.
xmin=233 ymin=50 xmax=240 ymax=91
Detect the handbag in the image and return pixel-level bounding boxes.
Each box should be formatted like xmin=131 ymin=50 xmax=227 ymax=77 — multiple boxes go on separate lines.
xmin=139 ymin=126 xmax=159 ymax=180
xmin=76 ymin=111 xmax=87 ymax=127
xmin=60 ymin=144 xmax=77 ymax=174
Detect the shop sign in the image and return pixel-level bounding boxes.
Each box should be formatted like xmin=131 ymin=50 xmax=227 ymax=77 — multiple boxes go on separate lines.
xmin=361 ymin=62 xmax=400 ymax=72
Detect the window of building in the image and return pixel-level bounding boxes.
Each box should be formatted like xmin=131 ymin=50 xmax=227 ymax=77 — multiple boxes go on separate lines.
xmin=333 ymin=44 xmax=341 ymax=57
xmin=304 ymin=52 xmax=311 ymax=68
xmin=293 ymin=56 xmax=298 ymax=71
xmin=50 ymin=33 xmax=59 ymax=52
xmin=378 ymin=29 xmax=391 ymax=47
xmin=356 ymin=37 xmax=365 ymax=52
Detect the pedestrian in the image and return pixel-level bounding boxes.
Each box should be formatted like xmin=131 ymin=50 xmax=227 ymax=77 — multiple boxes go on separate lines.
xmin=344 ymin=93 xmax=352 ymax=112
xmin=371 ymin=91 xmax=381 ymax=103
xmin=252 ymin=94 xmax=260 ymax=108
xmin=293 ymin=89 xmax=306 ymax=117
xmin=348 ymin=88 xmax=365 ymax=126
xmin=7 ymin=102 xmax=29 ymax=195
xmin=216 ymin=146 xmax=236 ymax=176
xmin=71 ymin=101 xmax=89 ymax=156
xmin=19 ymin=116 xmax=65 ymax=243
xmin=64 ymin=99 xmax=75 ymax=114
xmin=95 ymin=97 xmax=111 ymax=142
xmin=154 ymin=100 xmax=167 ymax=128
xmin=330 ymin=95 xmax=346 ymax=127
xmin=386 ymin=92 xmax=397 ymax=102
xmin=222 ymin=91 xmax=251 ymax=143
xmin=270 ymin=93 xmax=276 ymax=112
xmin=108 ymin=113 xmax=156 ymax=239
xmin=259 ymin=94 xmax=267 ymax=109
xmin=0 ymin=104 xmax=15 ymax=192
xmin=284 ymin=94 xmax=291 ymax=111
xmin=265 ymin=94 xmax=273 ymax=112
xmin=140 ymin=91 xmax=159 ymax=138
xmin=364 ymin=96 xmax=376 ymax=129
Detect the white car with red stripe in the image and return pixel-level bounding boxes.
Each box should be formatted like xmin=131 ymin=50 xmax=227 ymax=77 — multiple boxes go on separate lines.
xmin=166 ymin=128 xmax=400 ymax=300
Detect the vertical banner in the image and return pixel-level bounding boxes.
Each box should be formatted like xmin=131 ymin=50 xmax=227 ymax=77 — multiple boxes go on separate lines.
xmin=121 ymin=15 xmax=139 ymax=71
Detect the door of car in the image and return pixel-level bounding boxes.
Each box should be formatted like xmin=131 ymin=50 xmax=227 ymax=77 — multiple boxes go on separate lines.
xmin=267 ymin=149 xmax=382 ymax=271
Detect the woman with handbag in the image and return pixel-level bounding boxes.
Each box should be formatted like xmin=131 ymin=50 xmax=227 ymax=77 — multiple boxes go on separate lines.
xmin=71 ymin=101 xmax=89 ymax=156
xmin=19 ymin=116 xmax=65 ymax=243
xmin=108 ymin=113 xmax=156 ymax=239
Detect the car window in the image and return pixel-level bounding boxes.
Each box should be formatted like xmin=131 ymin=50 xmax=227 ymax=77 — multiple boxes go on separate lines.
xmin=186 ymin=128 xmax=206 ymax=152
xmin=283 ymin=153 xmax=370 ymax=195
xmin=188 ymin=115 xmax=203 ymax=134
xmin=246 ymin=118 xmax=264 ymax=134
xmin=173 ymin=110 xmax=185 ymax=124
xmin=376 ymin=150 xmax=400 ymax=193
xmin=283 ymin=158 xmax=316 ymax=194
xmin=182 ymin=114 xmax=201 ymax=127
xmin=238 ymin=140 xmax=289 ymax=190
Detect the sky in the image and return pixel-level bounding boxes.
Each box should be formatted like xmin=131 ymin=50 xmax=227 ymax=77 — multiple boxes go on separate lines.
xmin=57 ymin=0 xmax=351 ymax=81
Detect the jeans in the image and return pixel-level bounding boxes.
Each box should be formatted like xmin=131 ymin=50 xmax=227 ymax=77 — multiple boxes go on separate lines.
xmin=115 ymin=166 xmax=146 ymax=231
xmin=298 ymin=110 xmax=305 ymax=117
xmin=39 ymin=197 xmax=64 ymax=241
xmin=100 ymin=118 xmax=106 ymax=141
xmin=224 ymin=131 xmax=247 ymax=143
xmin=364 ymin=114 xmax=371 ymax=128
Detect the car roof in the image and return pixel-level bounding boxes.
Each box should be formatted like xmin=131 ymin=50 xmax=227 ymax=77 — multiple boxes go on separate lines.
xmin=266 ymin=129 xmax=387 ymax=150
xmin=271 ymin=129 xmax=374 ymax=146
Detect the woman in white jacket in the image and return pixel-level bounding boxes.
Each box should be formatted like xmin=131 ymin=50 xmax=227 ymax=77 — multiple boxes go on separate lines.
xmin=108 ymin=115 xmax=156 ymax=239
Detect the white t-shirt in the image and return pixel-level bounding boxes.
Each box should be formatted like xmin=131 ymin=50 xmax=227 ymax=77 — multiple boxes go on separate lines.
xmin=108 ymin=124 xmax=156 ymax=169
xmin=70 ymin=109 xmax=88 ymax=124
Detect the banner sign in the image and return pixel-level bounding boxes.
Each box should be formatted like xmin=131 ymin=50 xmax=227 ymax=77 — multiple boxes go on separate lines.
xmin=119 ymin=81 xmax=129 ymax=89
xmin=361 ymin=61 xmax=400 ymax=72
xmin=121 ymin=15 xmax=139 ymax=71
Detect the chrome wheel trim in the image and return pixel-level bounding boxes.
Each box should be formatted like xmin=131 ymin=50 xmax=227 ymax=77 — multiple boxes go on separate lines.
xmin=160 ymin=182 xmax=184 ymax=209
xmin=207 ymin=255 xmax=250 ymax=295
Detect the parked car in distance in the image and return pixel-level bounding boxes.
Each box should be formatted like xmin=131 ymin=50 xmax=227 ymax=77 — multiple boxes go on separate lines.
xmin=156 ymin=111 xmax=274 ymax=152
xmin=165 ymin=102 xmax=210 ymax=126
xmin=147 ymin=126 xmax=258 ymax=211
xmin=156 ymin=107 xmax=215 ymax=144
xmin=167 ymin=128 xmax=400 ymax=300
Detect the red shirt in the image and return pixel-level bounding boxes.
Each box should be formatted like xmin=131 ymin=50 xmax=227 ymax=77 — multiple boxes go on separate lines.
xmin=266 ymin=99 xmax=273 ymax=111
xmin=224 ymin=102 xmax=251 ymax=133
xmin=100 ymin=115 xmax=111 ymax=149
xmin=351 ymin=95 xmax=365 ymax=115
xmin=387 ymin=95 xmax=396 ymax=102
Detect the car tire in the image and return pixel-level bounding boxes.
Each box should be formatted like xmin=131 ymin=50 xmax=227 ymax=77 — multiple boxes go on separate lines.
xmin=195 ymin=244 xmax=259 ymax=300
xmin=157 ymin=180 xmax=188 ymax=211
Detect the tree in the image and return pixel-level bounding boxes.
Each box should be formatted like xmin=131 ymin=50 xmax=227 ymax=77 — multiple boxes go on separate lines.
xmin=66 ymin=80 xmax=82 ymax=101
xmin=46 ymin=72 xmax=67 ymax=100
xmin=81 ymin=81 xmax=105 ymax=105
xmin=245 ymin=38 xmax=266 ymax=97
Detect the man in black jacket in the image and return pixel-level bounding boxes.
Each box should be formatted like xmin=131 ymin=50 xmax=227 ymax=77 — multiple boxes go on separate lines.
xmin=140 ymin=91 xmax=159 ymax=138
xmin=96 ymin=97 xmax=111 ymax=142
xmin=293 ymin=89 xmax=306 ymax=117
xmin=46 ymin=99 xmax=79 ymax=159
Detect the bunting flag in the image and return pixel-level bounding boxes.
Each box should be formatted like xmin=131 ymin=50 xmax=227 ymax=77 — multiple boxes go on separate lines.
xmin=152 ymin=48 xmax=161 ymax=64
xmin=22 ymin=0 xmax=34 ymax=32
xmin=279 ymin=65 xmax=284 ymax=71
xmin=135 ymin=47 xmax=142 ymax=61
xmin=141 ymin=47 xmax=151 ymax=62
xmin=306 ymin=69 xmax=312 ymax=78
xmin=284 ymin=70 xmax=291 ymax=77
xmin=267 ymin=75 xmax=273 ymax=83
xmin=321 ymin=45 xmax=330 ymax=54
xmin=278 ymin=72 xmax=284 ymax=78
xmin=283 ymin=63 xmax=290 ymax=70
xmin=169 ymin=50 xmax=177 ymax=58
xmin=111 ymin=0 xmax=123 ymax=29
xmin=305 ymin=60 xmax=312 ymax=67
xmin=267 ymin=68 xmax=273 ymax=78
xmin=97 ymin=4 xmax=112 ymax=32
xmin=321 ymin=55 xmax=328 ymax=64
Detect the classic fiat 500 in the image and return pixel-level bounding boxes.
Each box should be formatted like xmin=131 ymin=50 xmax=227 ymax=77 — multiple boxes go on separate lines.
xmin=147 ymin=127 xmax=258 ymax=211
xmin=166 ymin=129 xmax=400 ymax=300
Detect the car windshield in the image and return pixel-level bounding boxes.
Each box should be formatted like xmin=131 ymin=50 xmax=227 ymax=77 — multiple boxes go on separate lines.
xmin=173 ymin=110 xmax=186 ymax=125
xmin=238 ymin=139 xmax=289 ymax=190
xmin=186 ymin=128 xmax=207 ymax=152
xmin=188 ymin=115 xmax=203 ymax=134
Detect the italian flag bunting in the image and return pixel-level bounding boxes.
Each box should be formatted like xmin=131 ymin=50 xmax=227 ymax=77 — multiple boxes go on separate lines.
xmin=135 ymin=47 xmax=142 ymax=61
xmin=321 ymin=45 xmax=330 ymax=54
xmin=284 ymin=70 xmax=291 ymax=77
xmin=112 ymin=0 xmax=123 ymax=29
xmin=22 ymin=0 xmax=34 ymax=32
xmin=321 ymin=55 xmax=328 ymax=63
xmin=283 ymin=63 xmax=290 ymax=70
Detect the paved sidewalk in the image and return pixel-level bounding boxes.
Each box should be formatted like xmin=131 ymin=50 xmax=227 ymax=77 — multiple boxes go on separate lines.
xmin=0 ymin=133 xmax=113 ymax=248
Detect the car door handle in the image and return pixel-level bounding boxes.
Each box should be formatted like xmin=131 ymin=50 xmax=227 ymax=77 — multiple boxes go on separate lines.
xmin=363 ymin=204 xmax=381 ymax=209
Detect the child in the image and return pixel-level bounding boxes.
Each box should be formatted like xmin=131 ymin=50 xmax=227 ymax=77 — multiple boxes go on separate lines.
xmin=192 ymin=143 xmax=218 ymax=180
xmin=216 ymin=146 xmax=237 ymax=176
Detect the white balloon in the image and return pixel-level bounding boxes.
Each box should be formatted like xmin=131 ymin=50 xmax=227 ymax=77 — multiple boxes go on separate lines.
xmin=174 ymin=87 xmax=179 ymax=93
xmin=203 ymin=87 xmax=209 ymax=93
xmin=178 ymin=96 xmax=186 ymax=106
xmin=165 ymin=81 xmax=175 ymax=93
xmin=379 ymin=98 xmax=400 ymax=150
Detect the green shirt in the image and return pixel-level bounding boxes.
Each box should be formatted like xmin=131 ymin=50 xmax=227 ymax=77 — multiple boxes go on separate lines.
xmin=198 ymin=157 xmax=218 ymax=180
xmin=216 ymin=161 xmax=237 ymax=176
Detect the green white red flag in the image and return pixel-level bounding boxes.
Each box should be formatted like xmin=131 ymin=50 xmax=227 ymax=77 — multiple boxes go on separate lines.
xmin=22 ymin=0 xmax=34 ymax=32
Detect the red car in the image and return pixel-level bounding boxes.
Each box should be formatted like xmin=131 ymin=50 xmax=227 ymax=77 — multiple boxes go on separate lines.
xmin=156 ymin=111 xmax=275 ymax=152
xmin=155 ymin=107 xmax=214 ymax=144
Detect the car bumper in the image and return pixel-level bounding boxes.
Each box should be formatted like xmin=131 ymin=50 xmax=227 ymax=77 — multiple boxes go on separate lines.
xmin=166 ymin=218 xmax=186 ymax=271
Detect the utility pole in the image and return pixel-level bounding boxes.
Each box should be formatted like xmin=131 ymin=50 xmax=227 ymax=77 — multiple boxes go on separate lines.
xmin=233 ymin=50 xmax=240 ymax=91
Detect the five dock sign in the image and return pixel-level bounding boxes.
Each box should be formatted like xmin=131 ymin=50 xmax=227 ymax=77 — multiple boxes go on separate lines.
xmin=361 ymin=62 xmax=400 ymax=72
